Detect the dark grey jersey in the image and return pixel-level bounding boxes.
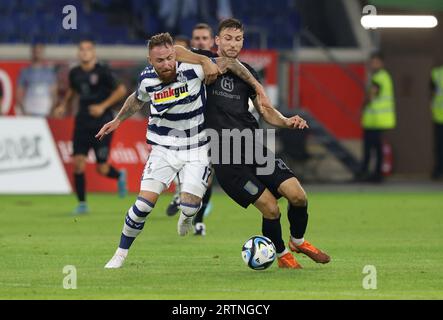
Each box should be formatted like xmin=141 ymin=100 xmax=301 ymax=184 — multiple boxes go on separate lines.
xmin=192 ymin=49 xmax=260 ymax=133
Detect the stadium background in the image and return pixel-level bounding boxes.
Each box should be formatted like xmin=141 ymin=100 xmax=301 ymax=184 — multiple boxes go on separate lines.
xmin=0 ymin=0 xmax=442 ymax=300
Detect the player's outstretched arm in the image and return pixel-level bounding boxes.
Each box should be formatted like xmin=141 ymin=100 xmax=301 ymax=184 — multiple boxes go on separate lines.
xmin=174 ymin=45 xmax=220 ymax=84
xmin=215 ymin=57 xmax=271 ymax=108
xmin=252 ymin=96 xmax=309 ymax=130
xmin=95 ymin=92 xmax=147 ymax=140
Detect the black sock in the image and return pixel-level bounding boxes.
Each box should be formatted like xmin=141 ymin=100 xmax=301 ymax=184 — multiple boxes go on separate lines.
xmin=107 ymin=166 xmax=120 ymax=179
xmin=193 ymin=185 xmax=212 ymax=224
xmin=262 ymin=216 xmax=286 ymax=254
xmin=74 ymin=173 xmax=86 ymax=202
xmin=287 ymin=203 xmax=309 ymax=239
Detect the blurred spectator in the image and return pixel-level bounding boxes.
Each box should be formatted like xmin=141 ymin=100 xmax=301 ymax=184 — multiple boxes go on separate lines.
xmin=216 ymin=0 xmax=232 ymax=21
xmin=199 ymin=0 xmax=232 ymax=23
xmin=191 ymin=23 xmax=214 ymax=50
xmin=173 ymin=35 xmax=191 ymax=49
xmin=430 ymin=62 xmax=443 ymax=180
xmin=358 ymin=52 xmax=396 ymax=183
xmin=16 ymin=44 xmax=57 ymax=117
xmin=159 ymin=0 xmax=198 ymax=34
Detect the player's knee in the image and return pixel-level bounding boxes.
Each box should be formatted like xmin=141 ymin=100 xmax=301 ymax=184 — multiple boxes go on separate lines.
xmin=261 ymin=199 xmax=281 ymax=220
xmin=73 ymin=162 xmax=85 ymax=174
xmin=133 ymin=196 xmax=155 ymax=216
xmin=74 ymin=167 xmax=84 ymax=174
xmin=287 ymin=189 xmax=308 ymax=207
xmin=96 ymin=164 xmax=109 ymax=176
xmin=73 ymin=156 xmax=86 ymax=173
xmin=179 ymin=202 xmax=202 ymax=217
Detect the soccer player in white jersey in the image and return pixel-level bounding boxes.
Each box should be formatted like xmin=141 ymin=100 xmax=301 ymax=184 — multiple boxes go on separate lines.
xmin=96 ymin=33 xmax=268 ymax=269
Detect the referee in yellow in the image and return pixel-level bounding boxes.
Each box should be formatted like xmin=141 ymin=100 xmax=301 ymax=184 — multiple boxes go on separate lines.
xmin=359 ymin=52 xmax=396 ymax=183
xmin=431 ymin=62 xmax=443 ymax=179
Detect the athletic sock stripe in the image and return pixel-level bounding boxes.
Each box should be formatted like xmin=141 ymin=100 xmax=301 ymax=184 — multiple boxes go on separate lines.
xmin=132 ymin=204 xmax=150 ymax=218
xmin=125 ymin=214 xmax=145 ymax=230
xmin=128 ymin=208 xmax=146 ymax=223
xmin=180 ymin=202 xmax=201 ymax=208
xmin=136 ymin=196 xmax=155 ymax=208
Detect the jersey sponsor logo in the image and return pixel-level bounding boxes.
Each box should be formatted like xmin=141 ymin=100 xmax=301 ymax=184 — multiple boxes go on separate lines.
xmin=89 ymin=73 xmax=98 ymax=85
xmin=153 ymin=84 xmax=189 ymax=103
xmin=213 ymin=90 xmax=241 ymax=100
xmin=221 ymin=76 xmax=234 ymax=92
xmin=177 ymin=70 xmax=188 ymax=83
xmin=243 ymin=180 xmax=259 ymax=195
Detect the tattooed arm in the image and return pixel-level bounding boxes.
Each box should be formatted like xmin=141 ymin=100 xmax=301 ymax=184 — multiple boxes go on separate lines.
xmin=174 ymin=45 xmax=220 ymax=84
xmin=251 ymin=96 xmax=309 ymax=130
xmin=116 ymin=92 xmax=148 ymax=121
xmin=215 ymin=57 xmax=258 ymax=87
xmin=215 ymin=57 xmax=271 ymax=107
xmin=173 ymin=46 xmax=270 ymax=106
xmin=95 ymin=92 xmax=149 ymax=140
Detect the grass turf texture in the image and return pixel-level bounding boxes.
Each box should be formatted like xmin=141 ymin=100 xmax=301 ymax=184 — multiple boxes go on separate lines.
xmin=0 ymin=191 xmax=442 ymax=299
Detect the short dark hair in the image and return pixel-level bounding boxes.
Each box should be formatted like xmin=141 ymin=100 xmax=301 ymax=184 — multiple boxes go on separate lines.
xmin=31 ymin=42 xmax=44 ymax=49
xmin=218 ymin=18 xmax=244 ymax=35
xmin=173 ymin=35 xmax=190 ymax=48
xmin=370 ymin=51 xmax=384 ymax=61
xmin=78 ymin=38 xmax=95 ymax=47
xmin=193 ymin=23 xmax=214 ymax=38
xmin=148 ymin=32 xmax=174 ymax=51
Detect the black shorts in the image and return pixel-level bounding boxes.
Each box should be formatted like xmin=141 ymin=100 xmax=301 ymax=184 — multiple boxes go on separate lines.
xmin=73 ymin=116 xmax=113 ymax=163
xmin=214 ymin=158 xmax=296 ymax=208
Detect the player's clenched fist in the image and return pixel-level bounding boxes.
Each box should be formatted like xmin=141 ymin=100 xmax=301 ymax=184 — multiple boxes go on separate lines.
xmin=96 ymin=119 xmax=121 ymax=140
xmin=285 ymin=115 xmax=309 ymax=130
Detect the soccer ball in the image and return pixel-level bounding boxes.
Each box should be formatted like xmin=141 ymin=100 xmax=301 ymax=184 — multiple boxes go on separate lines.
xmin=241 ymin=235 xmax=276 ymax=270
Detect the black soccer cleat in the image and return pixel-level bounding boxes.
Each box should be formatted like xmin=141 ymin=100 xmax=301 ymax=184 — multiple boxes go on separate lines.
xmin=166 ymin=193 xmax=180 ymax=216
xmin=193 ymin=222 xmax=206 ymax=236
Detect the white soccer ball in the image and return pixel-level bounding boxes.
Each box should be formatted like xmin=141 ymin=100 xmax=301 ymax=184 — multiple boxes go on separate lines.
xmin=241 ymin=235 xmax=276 ymax=270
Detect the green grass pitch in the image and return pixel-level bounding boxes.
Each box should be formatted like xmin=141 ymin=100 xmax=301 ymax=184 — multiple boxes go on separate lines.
xmin=0 ymin=190 xmax=442 ymax=300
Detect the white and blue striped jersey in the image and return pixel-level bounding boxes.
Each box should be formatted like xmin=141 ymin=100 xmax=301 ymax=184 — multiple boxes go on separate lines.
xmin=137 ymin=62 xmax=208 ymax=149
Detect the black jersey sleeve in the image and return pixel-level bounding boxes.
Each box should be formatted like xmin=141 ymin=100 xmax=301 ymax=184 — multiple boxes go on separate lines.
xmin=242 ymin=62 xmax=261 ymax=100
xmin=191 ymin=48 xmax=218 ymax=58
xmin=68 ymin=68 xmax=76 ymax=91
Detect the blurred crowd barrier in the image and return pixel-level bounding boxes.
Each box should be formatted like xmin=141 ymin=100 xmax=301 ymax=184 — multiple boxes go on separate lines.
xmin=0 ymin=116 xmax=152 ymax=194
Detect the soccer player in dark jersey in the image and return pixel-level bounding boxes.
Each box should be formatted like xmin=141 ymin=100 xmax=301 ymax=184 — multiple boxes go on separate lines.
xmin=96 ymin=32 xmax=266 ymax=269
xmin=54 ymin=39 xmax=128 ymax=214
xmin=166 ymin=23 xmax=216 ymax=237
xmin=175 ymin=18 xmax=330 ymax=269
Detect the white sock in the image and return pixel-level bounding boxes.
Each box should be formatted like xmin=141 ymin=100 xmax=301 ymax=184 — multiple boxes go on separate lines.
xmin=277 ymin=248 xmax=289 ymax=258
xmin=291 ymin=236 xmax=305 ymax=246
xmin=116 ymin=248 xmax=128 ymax=257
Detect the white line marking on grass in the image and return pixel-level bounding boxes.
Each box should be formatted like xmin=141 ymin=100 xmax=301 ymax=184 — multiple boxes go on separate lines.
xmin=0 ymin=282 xmax=32 ymax=287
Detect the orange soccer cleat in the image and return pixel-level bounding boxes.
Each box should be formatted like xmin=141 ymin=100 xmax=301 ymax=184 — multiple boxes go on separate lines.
xmin=277 ymin=252 xmax=303 ymax=269
xmin=288 ymin=239 xmax=331 ymax=264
